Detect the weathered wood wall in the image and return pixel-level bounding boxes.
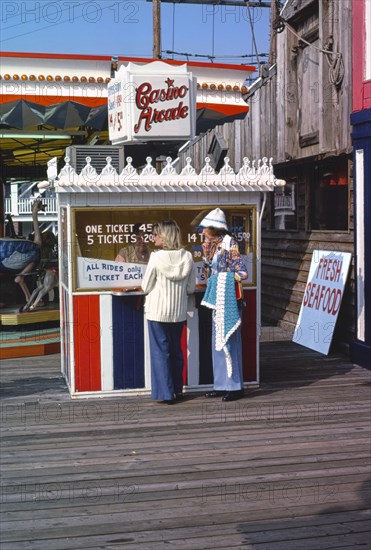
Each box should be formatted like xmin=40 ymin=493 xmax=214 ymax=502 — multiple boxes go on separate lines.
xmin=178 ymin=0 xmax=354 ymax=351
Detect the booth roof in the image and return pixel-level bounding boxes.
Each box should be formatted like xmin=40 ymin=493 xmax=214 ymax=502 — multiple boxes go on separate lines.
xmin=51 ymin=155 xmax=286 ymax=193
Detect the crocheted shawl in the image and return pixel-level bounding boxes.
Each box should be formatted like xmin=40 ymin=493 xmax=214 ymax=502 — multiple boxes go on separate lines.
xmin=201 ymin=271 xmax=241 ymax=377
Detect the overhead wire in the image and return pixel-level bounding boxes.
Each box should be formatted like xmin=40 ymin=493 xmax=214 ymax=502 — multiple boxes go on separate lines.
xmin=1 ymin=1 xmax=129 ymax=43
xmin=162 ymin=50 xmax=268 ymax=61
xmin=3 ymin=0 xmax=269 ymax=67
xmin=244 ymin=2 xmax=261 ymax=73
xmin=163 ymin=1 xmax=268 ymax=65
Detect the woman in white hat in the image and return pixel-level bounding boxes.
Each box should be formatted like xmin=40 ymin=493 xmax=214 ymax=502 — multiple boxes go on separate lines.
xmin=200 ymin=208 xmax=247 ymax=401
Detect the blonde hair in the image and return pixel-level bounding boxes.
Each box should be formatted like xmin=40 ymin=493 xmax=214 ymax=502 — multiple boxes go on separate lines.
xmin=153 ymin=219 xmax=182 ymax=250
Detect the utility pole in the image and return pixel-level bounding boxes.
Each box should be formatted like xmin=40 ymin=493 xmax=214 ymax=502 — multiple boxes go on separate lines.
xmin=153 ymin=0 xmax=162 ymax=59
xmin=269 ymin=0 xmax=277 ymax=65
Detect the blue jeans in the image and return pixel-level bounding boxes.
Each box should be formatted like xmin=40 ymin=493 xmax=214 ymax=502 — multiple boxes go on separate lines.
xmin=148 ymin=320 xmax=185 ymax=400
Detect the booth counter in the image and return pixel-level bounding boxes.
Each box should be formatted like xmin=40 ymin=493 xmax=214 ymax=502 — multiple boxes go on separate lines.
xmin=54 ymin=155 xmax=284 ymax=398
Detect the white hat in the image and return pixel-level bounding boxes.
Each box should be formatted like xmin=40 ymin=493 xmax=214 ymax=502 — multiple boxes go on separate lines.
xmin=199 ymin=208 xmax=228 ymax=230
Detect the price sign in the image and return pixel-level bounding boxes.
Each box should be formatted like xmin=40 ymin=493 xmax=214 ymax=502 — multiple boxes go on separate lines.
xmin=72 ymin=207 xmax=257 ymax=291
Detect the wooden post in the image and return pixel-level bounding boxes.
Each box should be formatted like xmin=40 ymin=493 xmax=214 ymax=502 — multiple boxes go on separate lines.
xmin=269 ymin=0 xmax=277 ymax=65
xmin=153 ymin=0 xmax=161 ymax=59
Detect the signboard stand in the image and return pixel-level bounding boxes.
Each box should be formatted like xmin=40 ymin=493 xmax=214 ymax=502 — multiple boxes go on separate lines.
xmin=293 ymin=250 xmax=352 ymax=355
xmin=54 ymin=154 xmax=285 ymax=398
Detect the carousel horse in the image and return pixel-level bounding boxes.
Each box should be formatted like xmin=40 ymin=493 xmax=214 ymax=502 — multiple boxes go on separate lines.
xmin=0 ymin=199 xmax=56 ymax=307
xmin=20 ymin=267 xmax=59 ymax=312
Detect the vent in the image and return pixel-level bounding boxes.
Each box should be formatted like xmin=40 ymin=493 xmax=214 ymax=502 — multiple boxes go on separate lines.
xmin=65 ymin=146 xmax=125 ymax=174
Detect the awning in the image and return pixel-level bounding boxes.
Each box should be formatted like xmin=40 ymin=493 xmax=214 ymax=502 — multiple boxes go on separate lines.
xmin=0 ymin=99 xmax=45 ymax=129
xmin=1 ymin=99 xmax=103 ymax=131
xmin=1 ymin=99 xmax=247 ymax=132
xmin=44 ymin=101 xmax=92 ymax=130
xmin=0 ymin=99 xmax=249 ymax=175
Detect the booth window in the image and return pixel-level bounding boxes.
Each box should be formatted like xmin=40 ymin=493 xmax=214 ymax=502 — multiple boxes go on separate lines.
xmin=70 ymin=206 xmax=257 ymax=291
xmin=310 ymin=159 xmax=349 ymax=231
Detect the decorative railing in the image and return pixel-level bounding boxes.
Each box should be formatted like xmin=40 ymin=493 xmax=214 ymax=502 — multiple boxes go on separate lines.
xmin=274 ymin=194 xmax=294 ymax=210
xmin=53 ymin=155 xmax=286 ymax=193
xmin=4 ymin=196 xmax=58 ymax=215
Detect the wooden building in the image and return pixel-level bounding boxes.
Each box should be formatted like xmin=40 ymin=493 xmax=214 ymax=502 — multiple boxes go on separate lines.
xmin=178 ymin=0 xmax=355 ymax=352
xmin=351 ymin=0 xmax=371 ymax=367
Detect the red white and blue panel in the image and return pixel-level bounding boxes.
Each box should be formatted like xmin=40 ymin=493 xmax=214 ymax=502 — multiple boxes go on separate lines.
xmin=71 ymin=290 xmax=256 ymax=394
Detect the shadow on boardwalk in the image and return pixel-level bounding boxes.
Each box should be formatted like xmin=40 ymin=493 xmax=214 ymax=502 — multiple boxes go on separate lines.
xmin=1 ymin=341 xmax=370 ymax=549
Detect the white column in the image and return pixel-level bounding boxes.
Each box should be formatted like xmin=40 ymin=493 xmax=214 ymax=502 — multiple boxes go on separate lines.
xmin=100 ymin=294 xmax=114 ymax=390
xmin=356 ymin=149 xmax=365 ymax=341
xmin=10 ymin=182 xmax=19 ymax=215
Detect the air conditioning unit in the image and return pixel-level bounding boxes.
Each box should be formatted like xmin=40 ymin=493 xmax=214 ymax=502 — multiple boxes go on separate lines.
xmin=65 ymin=145 xmax=125 ymax=174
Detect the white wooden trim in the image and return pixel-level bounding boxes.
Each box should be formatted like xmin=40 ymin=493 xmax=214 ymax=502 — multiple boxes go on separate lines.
xmin=187 ymin=303 xmax=200 ymax=386
xmin=67 ymin=207 xmax=76 ymax=394
xmin=100 ymin=294 xmax=114 ymax=390
xmin=356 ymin=149 xmax=365 ymax=342
xmin=55 ymin=155 xmax=285 ymax=193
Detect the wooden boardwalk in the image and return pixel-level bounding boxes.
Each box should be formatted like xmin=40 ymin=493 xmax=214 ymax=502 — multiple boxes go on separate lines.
xmin=1 ymin=342 xmax=370 ymax=549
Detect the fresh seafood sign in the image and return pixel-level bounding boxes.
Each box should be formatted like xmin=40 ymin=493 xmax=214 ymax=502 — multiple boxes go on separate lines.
xmin=293 ymin=250 xmax=352 ymax=354
xmin=108 ymin=61 xmax=196 ymax=144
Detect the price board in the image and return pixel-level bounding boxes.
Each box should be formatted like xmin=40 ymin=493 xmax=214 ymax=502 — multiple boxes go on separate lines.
xmin=71 ymin=207 xmax=257 ymax=291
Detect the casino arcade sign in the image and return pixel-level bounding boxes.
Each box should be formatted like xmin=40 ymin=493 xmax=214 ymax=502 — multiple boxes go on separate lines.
xmin=108 ymin=61 xmax=196 ymax=144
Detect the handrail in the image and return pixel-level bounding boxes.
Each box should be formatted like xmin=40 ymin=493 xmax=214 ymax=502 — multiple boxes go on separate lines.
xmin=274 ymin=194 xmax=294 ymax=210
xmin=4 ymin=197 xmax=58 ymax=215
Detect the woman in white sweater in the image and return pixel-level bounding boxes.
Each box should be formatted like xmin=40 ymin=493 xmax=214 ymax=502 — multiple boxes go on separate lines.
xmin=142 ymin=220 xmax=196 ymax=404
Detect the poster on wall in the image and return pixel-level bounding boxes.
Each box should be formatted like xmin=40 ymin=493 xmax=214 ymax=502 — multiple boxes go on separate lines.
xmin=293 ymin=250 xmax=352 ymax=355
xmin=72 ymin=207 xmax=256 ymax=291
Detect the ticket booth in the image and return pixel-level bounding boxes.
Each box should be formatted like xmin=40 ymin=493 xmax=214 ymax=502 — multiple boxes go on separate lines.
xmin=54 ymin=154 xmax=284 ymax=398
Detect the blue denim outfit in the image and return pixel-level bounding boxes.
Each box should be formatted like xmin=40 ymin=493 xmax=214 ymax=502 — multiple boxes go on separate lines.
xmin=148 ymin=320 xmax=185 ymax=401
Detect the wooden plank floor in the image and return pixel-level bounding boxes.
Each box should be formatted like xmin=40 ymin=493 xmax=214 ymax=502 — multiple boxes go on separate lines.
xmin=1 ymin=342 xmax=370 ymax=549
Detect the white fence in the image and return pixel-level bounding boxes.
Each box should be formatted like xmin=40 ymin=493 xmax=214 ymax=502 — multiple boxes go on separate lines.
xmin=4 ymin=197 xmax=58 ymax=215
xmin=274 ymin=194 xmax=294 ymax=210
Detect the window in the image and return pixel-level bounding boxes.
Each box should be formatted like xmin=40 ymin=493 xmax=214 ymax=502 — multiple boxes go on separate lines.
xmin=297 ymin=32 xmax=320 ymax=148
xmin=71 ymin=206 xmax=257 ymax=291
xmin=310 ymin=158 xmax=349 ymax=231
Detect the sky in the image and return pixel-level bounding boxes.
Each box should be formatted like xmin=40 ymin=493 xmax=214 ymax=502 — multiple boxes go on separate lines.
xmin=1 ymin=0 xmax=271 ymax=65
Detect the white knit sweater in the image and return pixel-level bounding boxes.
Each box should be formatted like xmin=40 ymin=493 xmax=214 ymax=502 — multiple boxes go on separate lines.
xmin=142 ymin=249 xmax=196 ymax=322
